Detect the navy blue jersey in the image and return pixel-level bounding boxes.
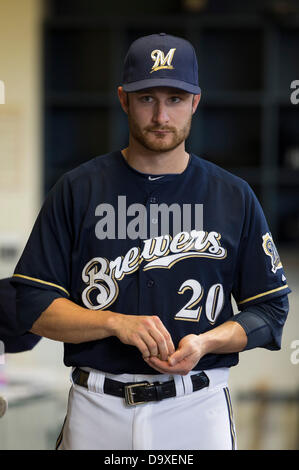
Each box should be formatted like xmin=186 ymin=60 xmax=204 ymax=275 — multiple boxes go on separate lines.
xmin=0 ymin=277 xmax=41 ymax=352
xmin=12 ymin=151 xmax=291 ymax=373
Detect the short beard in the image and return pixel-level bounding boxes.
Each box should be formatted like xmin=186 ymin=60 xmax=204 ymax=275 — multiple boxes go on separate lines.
xmin=127 ymin=99 xmax=193 ymax=153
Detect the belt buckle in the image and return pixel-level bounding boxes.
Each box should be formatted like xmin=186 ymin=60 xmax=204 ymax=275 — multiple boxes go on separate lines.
xmin=124 ymin=382 xmax=151 ymax=406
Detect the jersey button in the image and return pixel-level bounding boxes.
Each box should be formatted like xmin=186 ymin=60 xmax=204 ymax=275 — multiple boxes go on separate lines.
xmin=149 ymin=196 xmax=158 ymax=204
xmin=147 ymin=280 xmax=155 ymax=288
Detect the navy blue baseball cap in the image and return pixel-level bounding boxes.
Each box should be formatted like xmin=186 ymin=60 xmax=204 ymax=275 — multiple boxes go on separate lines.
xmin=122 ymin=33 xmax=201 ymax=94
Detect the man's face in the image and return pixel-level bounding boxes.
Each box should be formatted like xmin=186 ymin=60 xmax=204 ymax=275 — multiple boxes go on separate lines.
xmin=122 ymin=87 xmax=200 ymax=153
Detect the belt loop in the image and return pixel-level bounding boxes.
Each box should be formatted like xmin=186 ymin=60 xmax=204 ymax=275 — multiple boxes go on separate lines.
xmin=182 ymin=374 xmax=193 ymax=396
xmin=173 ymin=375 xmax=185 ymax=397
xmin=87 ymin=370 xmax=105 ymax=394
xmin=70 ymin=366 xmax=77 ymax=384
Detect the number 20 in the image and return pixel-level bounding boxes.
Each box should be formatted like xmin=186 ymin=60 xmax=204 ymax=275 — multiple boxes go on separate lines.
xmin=175 ymin=279 xmax=224 ymax=323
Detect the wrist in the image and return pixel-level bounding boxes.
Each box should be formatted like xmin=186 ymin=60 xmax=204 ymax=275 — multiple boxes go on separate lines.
xmin=105 ymin=310 xmax=122 ymax=337
xmin=197 ymin=326 xmax=231 ymax=355
xmin=197 ymin=321 xmax=248 ymax=355
xmin=197 ymin=332 xmax=214 ymax=355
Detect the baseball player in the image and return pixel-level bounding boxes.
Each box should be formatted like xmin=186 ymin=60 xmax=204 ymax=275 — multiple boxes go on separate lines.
xmin=11 ymin=33 xmax=290 ymax=450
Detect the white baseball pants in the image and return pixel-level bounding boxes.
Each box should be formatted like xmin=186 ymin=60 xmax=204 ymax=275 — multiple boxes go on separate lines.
xmin=56 ymin=367 xmax=236 ymax=450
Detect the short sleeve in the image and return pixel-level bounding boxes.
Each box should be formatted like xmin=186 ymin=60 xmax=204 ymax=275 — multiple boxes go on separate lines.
xmin=0 ymin=277 xmax=42 ymax=347
xmin=232 ymin=184 xmax=291 ymax=309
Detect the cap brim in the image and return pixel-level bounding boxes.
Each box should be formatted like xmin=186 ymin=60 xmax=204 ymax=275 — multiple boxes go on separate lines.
xmin=123 ymin=78 xmax=201 ymax=94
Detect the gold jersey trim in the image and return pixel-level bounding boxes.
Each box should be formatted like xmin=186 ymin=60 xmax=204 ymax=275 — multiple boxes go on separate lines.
xmin=13 ymin=274 xmax=70 ymax=297
xmin=238 ymin=284 xmax=289 ymax=305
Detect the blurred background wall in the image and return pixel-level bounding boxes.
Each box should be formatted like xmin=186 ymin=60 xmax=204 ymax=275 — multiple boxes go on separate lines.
xmin=0 ymin=0 xmax=298 ymax=450
xmin=0 ymin=0 xmax=42 ymax=279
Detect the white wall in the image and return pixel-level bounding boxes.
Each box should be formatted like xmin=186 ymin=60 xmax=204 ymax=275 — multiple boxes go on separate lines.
xmin=0 ymin=0 xmax=69 ymax=383
xmin=0 ymin=0 xmax=43 ymax=278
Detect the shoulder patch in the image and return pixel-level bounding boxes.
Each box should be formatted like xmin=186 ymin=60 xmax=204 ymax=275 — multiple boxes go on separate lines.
xmin=262 ymin=232 xmax=282 ymax=273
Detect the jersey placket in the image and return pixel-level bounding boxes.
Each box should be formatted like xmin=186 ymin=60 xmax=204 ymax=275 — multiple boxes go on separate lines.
xmin=137 ymin=192 xmax=160 ymax=318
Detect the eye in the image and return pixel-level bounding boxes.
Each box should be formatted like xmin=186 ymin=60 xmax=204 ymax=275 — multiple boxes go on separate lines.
xmin=169 ymin=96 xmax=181 ymax=103
xmin=140 ymin=95 xmax=154 ymax=103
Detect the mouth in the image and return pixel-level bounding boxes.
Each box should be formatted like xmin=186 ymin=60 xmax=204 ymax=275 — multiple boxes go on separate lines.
xmin=148 ymin=129 xmax=173 ymax=135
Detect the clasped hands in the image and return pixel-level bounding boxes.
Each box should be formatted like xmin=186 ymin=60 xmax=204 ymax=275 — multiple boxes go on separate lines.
xmin=144 ymin=334 xmax=206 ymax=375
xmin=115 ymin=314 xmax=207 ymax=376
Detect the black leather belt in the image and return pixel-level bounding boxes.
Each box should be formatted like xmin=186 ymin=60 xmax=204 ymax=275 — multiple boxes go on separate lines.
xmin=72 ymin=367 xmax=209 ymax=406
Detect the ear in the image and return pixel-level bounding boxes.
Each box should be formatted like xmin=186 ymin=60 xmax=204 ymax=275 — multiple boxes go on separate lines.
xmin=192 ymin=93 xmax=201 ymax=114
xmin=118 ymin=86 xmax=129 ymax=114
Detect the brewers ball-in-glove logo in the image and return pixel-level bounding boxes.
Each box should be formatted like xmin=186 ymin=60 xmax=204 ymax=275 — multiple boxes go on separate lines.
xmin=262 ymin=232 xmax=282 ymax=273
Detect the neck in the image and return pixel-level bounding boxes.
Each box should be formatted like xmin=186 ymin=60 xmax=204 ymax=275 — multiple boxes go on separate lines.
xmin=122 ymin=139 xmax=190 ymax=175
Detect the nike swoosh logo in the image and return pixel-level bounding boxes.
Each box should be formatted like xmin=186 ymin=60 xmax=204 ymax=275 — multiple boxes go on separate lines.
xmin=148 ymin=176 xmax=165 ymax=181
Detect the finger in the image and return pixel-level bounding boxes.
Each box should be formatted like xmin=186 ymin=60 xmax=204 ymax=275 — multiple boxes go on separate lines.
xmin=151 ymin=317 xmax=175 ymax=359
xmin=157 ymin=321 xmax=176 ymax=356
xmin=134 ymin=336 xmax=152 ymax=359
xmin=139 ymin=331 xmax=159 ymax=358
xmin=147 ymin=356 xmax=182 ymax=374
xmin=168 ymin=348 xmax=188 ymax=366
xmin=155 ymin=335 xmax=169 ymax=361
xmin=168 ymin=339 xmax=195 ymax=365
xmin=146 ymin=356 xmax=193 ymax=376
xmin=165 ymin=333 xmax=175 ymax=356
xmin=144 ymin=357 xmax=173 ymax=374
xmin=150 ymin=357 xmax=189 ymax=375
xmin=146 ymin=328 xmax=170 ymax=361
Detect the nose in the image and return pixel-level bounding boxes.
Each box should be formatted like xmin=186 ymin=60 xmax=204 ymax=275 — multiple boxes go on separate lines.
xmin=152 ymin=101 xmax=169 ymax=125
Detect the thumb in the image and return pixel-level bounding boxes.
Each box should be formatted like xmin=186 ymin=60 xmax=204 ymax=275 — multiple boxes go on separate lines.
xmin=168 ymin=347 xmax=186 ymax=366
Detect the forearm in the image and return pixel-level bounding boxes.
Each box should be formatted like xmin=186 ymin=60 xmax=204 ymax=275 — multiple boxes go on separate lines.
xmin=30 ymin=297 xmax=175 ymax=359
xmin=30 ymin=297 xmax=116 ymax=343
xmin=199 ymin=321 xmax=248 ymax=355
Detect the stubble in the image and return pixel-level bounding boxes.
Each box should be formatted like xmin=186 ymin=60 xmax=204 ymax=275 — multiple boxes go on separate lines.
xmin=127 ymin=110 xmax=193 ymax=153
